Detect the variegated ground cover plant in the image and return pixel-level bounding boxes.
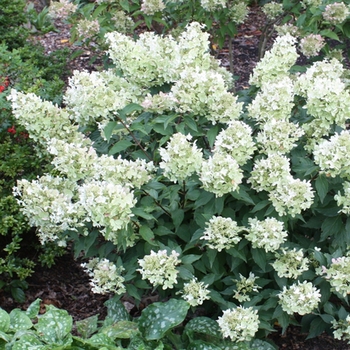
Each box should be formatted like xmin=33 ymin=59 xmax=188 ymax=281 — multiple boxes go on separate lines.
xmin=4 ymin=2 xmax=350 ymax=347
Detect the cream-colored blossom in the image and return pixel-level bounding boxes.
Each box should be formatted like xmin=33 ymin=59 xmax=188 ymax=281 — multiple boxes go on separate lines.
xmin=13 ymin=176 xmax=84 ymax=245
xmin=200 ymin=153 xmax=243 ymax=197
xmin=137 ymin=250 xmax=181 ymax=289
xmin=213 ymin=121 xmax=256 ymax=165
xmin=233 ymin=273 xmax=261 ymax=302
xmin=272 ymin=248 xmax=309 ymax=279
xmin=217 ymin=307 xmax=259 ymax=342
xmin=180 ymin=278 xmax=210 ymax=306
xmin=159 ymin=133 xmax=203 ymax=182
xmin=249 ymin=34 xmax=298 ymax=87
xmin=322 ymin=256 xmax=350 ymax=298
xmin=246 ymin=217 xmax=288 ymax=252
xmin=278 ymin=281 xmax=321 ymax=315
xmin=201 ymin=216 xmax=242 ymax=251
xmin=81 ymin=258 xmax=126 ymax=295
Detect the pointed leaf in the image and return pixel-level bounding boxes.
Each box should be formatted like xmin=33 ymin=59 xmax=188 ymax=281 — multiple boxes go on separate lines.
xmin=138 ymin=299 xmax=190 ymax=340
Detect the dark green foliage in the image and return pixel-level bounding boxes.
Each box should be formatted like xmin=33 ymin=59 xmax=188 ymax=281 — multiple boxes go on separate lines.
xmin=0 ymin=0 xmax=29 ymax=49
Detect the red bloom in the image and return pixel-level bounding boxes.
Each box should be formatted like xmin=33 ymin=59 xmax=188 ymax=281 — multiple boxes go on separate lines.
xmin=7 ymin=126 xmax=16 ymax=134
xmin=0 ymin=85 xmax=5 ymax=93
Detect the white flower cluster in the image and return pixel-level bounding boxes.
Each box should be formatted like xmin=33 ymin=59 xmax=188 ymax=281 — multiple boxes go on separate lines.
xmin=81 ymin=258 xmax=126 ymax=295
xmin=96 ymin=155 xmax=155 ymax=188
xmin=262 ymin=1 xmax=284 ymax=20
xmin=200 ymin=153 xmax=243 ymax=197
xmin=159 ymin=133 xmax=203 ymax=183
xmin=233 ymin=273 xmax=261 ymax=302
xmin=201 ymin=216 xmax=242 ymax=251
xmin=295 ymin=59 xmax=350 ymax=140
xmin=172 ymin=67 xmax=242 ymax=124
xmin=278 ymin=281 xmax=321 ymax=315
xmin=200 ymin=0 xmax=226 ymax=11
xmin=335 ymin=182 xmax=350 ymax=215
xmin=64 ymin=70 xmax=142 ymax=126
xmin=48 ymin=0 xmax=77 ymax=20
xmin=105 ymin=31 xmax=179 ymax=86
xmin=256 ymin=118 xmax=304 ymax=154
xmin=299 ymin=34 xmax=325 ymax=58
xmin=322 ymin=256 xmax=350 ymax=298
xmin=76 ymin=19 xmax=100 ymax=41
xmin=249 ymin=34 xmax=298 ymax=87
xmin=332 ymin=316 xmax=350 ymax=343
xmin=180 ymin=278 xmax=210 ymax=306
xmin=217 ymin=306 xmax=260 ymax=342
xmin=228 ymin=2 xmax=249 ymax=25
xmin=246 ymin=217 xmax=288 ymax=252
xmin=141 ymin=92 xmax=178 ymax=114
xmin=8 ymin=90 xmax=84 ymax=146
xmin=13 ymin=176 xmax=84 ymax=246
xmin=48 ymin=139 xmax=98 ymax=181
xmin=249 ymin=154 xmax=314 ymax=216
xmin=111 ymin=10 xmax=134 ymax=34
xmin=313 ymin=131 xmax=350 ymax=180
xmin=272 ymin=248 xmax=309 ymax=279
xmin=248 ymin=76 xmax=295 ymax=123
xmin=141 ymin=0 xmax=165 ymax=15
xmin=213 ymin=121 xmax=256 ymax=165
xmin=78 ymin=181 xmax=136 ymax=242
xmin=249 ymin=154 xmax=291 ymax=192
xmin=269 ymin=177 xmax=314 ymax=217
xmin=137 ymin=250 xmax=181 ymax=289
xmin=323 ymin=2 xmax=350 ymax=25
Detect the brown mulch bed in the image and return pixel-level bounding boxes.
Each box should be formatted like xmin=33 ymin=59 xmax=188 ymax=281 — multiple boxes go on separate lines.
xmin=2 ymin=2 xmax=350 ymax=349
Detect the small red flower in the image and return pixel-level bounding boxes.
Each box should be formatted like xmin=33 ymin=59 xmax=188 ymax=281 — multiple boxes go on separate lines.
xmin=0 ymin=85 xmax=5 ymax=93
xmin=7 ymin=126 xmax=16 ymax=134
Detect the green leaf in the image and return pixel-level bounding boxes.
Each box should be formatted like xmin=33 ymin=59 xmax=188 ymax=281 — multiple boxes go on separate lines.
xmin=181 ymin=254 xmax=202 ymax=265
xmin=133 ymin=207 xmax=156 ymax=220
xmin=251 ymin=339 xmax=278 ymax=349
xmin=251 ymin=200 xmax=270 ymax=213
xmin=104 ymin=121 xmax=118 ymax=142
xmin=76 ymin=314 xmax=99 ymax=339
xmin=140 ymin=225 xmax=157 ymax=246
xmin=184 ymin=116 xmax=198 ymax=132
xmin=172 ymin=208 xmax=184 ymax=230
xmin=138 ymin=299 xmax=190 ymax=341
xmin=11 ymin=287 xmax=25 ymax=303
xmin=108 ymin=139 xmax=133 ymax=155
xmin=9 ymin=309 xmax=32 ymax=332
xmin=12 ymin=333 xmax=45 ymax=350
xmin=188 ymin=341 xmax=221 ymax=350
xmin=207 ymin=125 xmax=219 ymax=148
xmin=306 ymin=316 xmax=329 ymax=339
xmin=101 ymin=321 xmax=139 ymax=339
xmin=315 ymin=174 xmax=328 ymax=203
xmin=185 ymin=317 xmax=221 ymax=338
xmin=251 ymin=248 xmax=267 ymax=271
xmin=120 ymin=103 xmax=143 ymax=116
xmin=35 ymin=305 xmax=73 ymax=345
xmin=0 ymin=309 xmax=10 ymax=332
xmin=321 ymin=216 xmax=343 ymax=241
xmin=320 ymin=29 xmax=340 ymax=41
xmin=104 ymin=297 xmax=130 ymax=325
xmin=26 ymin=299 xmax=41 ymax=319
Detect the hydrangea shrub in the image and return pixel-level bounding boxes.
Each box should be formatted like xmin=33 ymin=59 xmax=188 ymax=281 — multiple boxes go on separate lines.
xmin=8 ymin=21 xmax=350 ymax=345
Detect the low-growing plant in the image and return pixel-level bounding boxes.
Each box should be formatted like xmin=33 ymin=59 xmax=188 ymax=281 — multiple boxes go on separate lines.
xmin=9 ymin=20 xmax=350 ymax=346
xmin=0 ymin=297 xmax=276 ymax=349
